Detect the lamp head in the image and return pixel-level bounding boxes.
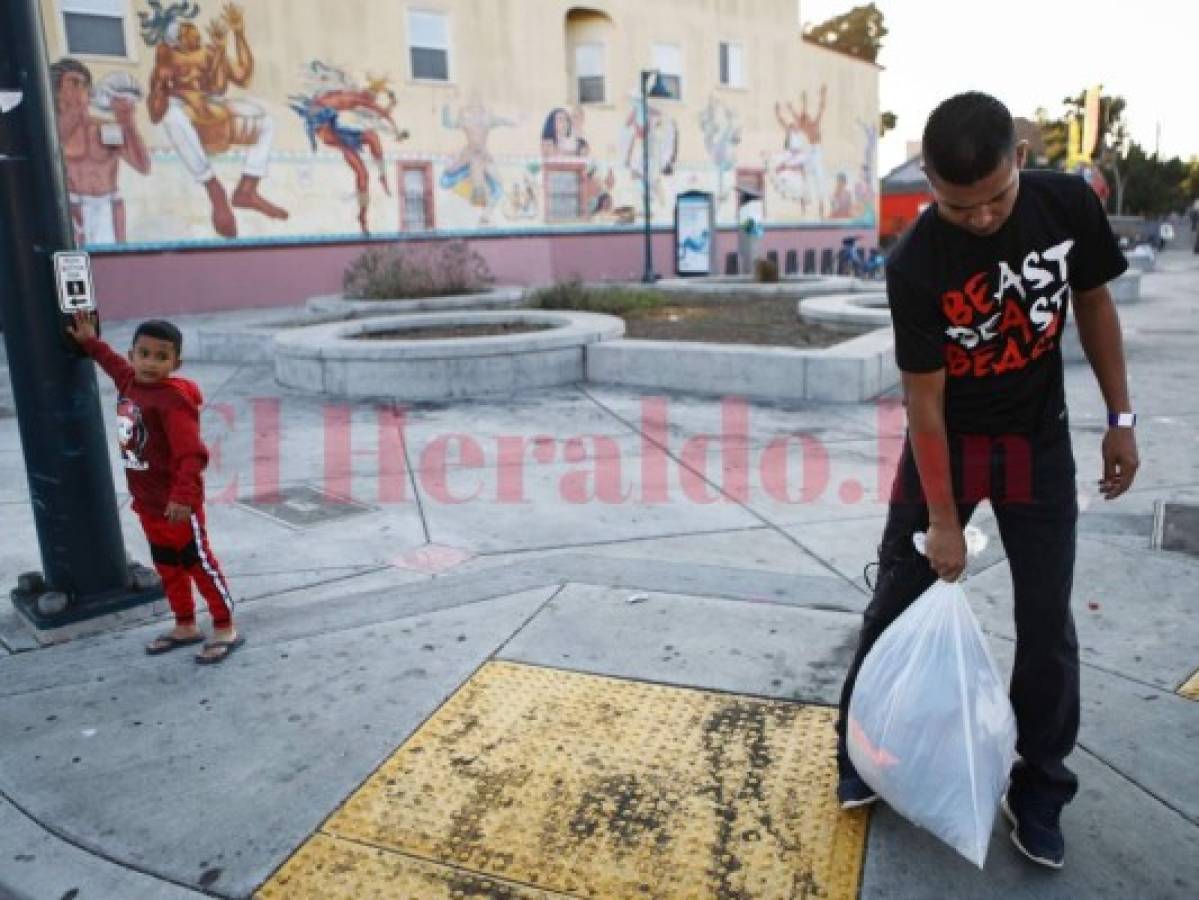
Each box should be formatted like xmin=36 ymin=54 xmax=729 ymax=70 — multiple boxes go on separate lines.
xmin=643 ymin=70 xmax=672 ymax=99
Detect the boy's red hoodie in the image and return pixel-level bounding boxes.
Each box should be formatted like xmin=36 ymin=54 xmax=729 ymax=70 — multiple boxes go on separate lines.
xmin=82 ymin=337 xmax=208 ymax=518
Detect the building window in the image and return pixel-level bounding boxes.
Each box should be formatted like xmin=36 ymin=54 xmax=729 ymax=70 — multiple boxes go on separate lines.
xmin=61 ymin=0 xmax=128 ymax=58
xmin=401 ymin=163 xmax=434 ymax=230
xmin=574 ymin=42 xmax=605 ymax=104
xmin=651 ymin=43 xmax=682 ymax=100
xmin=545 ymin=164 xmax=584 ymax=221
xmin=408 ymin=9 xmax=450 ymax=81
xmin=719 ymin=42 xmax=744 ymax=88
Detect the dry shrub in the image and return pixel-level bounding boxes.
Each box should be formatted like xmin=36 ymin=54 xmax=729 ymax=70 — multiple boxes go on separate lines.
xmin=343 ymin=241 xmax=494 ymax=299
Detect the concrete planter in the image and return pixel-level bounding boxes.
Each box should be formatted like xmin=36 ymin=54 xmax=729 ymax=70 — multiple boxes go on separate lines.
xmin=274 ymin=310 xmax=624 ymax=401
xmin=586 ymin=328 xmax=898 ymax=403
xmin=797 ymin=291 xmax=889 ymax=332
xmin=1110 ymin=270 xmax=1142 ymax=303
xmin=651 ymin=275 xmax=863 ymax=296
xmin=190 ymin=309 xmax=346 ymax=362
xmin=305 ymin=287 xmax=527 ymax=318
xmin=1124 ymin=248 xmax=1155 ymax=273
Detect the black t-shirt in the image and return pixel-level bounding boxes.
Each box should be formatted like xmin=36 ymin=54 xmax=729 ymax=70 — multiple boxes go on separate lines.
xmin=886 ymin=170 xmax=1127 ymax=434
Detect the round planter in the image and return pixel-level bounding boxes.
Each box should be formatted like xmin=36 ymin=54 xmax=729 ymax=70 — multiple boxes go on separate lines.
xmin=274 ymin=309 xmax=624 ymax=400
xmin=797 ymin=291 xmax=890 ymax=331
xmin=305 ymin=287 xmax=527 ymax=318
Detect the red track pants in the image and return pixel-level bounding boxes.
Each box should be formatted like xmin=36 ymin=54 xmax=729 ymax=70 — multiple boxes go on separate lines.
xmin=139 ymin=508 xmax=234 ymax=629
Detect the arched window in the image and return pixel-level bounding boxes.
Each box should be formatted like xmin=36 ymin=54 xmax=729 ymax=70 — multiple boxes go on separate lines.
xmin=566 ymin=8 xmax=614 ymax=105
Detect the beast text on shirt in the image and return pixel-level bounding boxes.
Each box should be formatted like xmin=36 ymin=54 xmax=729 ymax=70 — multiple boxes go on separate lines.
xmin=941 ymin=239 xmax=1074 ymax=378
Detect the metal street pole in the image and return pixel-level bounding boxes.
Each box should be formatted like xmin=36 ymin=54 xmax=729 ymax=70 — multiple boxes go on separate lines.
xmin=0 ymin=0 xmax=159 ymax=627
xmin=640 ymin=70 xmax=655 ymax=284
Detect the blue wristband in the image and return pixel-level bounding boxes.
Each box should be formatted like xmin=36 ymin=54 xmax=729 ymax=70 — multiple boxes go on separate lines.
xmin=1107 ymin=412 xmax=1136 ymax=428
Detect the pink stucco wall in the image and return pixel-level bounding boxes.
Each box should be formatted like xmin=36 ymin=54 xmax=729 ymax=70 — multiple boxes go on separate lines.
xmin=91 ymin=227 xmax=875 ymax=321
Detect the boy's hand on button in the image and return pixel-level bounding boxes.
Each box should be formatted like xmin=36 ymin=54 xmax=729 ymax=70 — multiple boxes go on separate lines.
xmin=164 ymin=502 xmax=191 ymax=523
xmin=66 ymin=311 xmax=96 ymax=344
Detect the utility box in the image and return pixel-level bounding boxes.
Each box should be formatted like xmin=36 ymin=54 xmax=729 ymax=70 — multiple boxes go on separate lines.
xmin=675 ymin=190 xmax=715 ymax=276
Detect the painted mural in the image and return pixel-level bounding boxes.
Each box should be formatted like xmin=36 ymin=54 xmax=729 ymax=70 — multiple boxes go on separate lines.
xmin=139 ymin=1 xmax=286 ymax=237
xmin=439 ymin=99 xmax=515 ymax=226
xmin=768 ymin=84 xmax=830 ymax=218
xmin=539 ymin=106 xmax=617 ymax=221
xmin=289 ymin=62 xmax=408 ymax=235
xmin=619 ymin=97 xmax=678 ymax=208
xmin=698 ymin=96 xmax=741 ymax=210
xmin=52 ymin=59 xmax=151 ymax=245
xmin=48 ymin=1 xmax=878 ymax=248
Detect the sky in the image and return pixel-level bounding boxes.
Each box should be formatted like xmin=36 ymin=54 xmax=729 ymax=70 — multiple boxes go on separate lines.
xmin=798 ymin=0 xmax=1199 ymax=175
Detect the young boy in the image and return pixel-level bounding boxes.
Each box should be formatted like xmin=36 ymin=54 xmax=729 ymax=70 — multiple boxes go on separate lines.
xmin=68 ymin=313 xmax=244 ymax=664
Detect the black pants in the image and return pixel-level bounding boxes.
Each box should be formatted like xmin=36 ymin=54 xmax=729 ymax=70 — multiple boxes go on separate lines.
xmin=835 ymin=412 xmax=1081 ymax=806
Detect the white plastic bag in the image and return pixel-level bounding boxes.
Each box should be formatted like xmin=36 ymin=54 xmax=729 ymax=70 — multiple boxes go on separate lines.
xmin=847 ymin=578 xmax=1017 ymax=868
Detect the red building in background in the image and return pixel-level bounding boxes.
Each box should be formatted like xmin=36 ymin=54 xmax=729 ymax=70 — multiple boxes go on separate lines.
xmin=878 ymin=155 xmax=930 ymax=244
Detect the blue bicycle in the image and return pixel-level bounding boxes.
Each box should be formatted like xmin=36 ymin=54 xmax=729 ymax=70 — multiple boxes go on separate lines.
xmin=837 ymin=236 xmax=885 ymax=279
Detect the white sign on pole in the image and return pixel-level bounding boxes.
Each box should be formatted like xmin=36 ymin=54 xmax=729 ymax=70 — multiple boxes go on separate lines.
xmin=53 ymin=251 xmax=96 ymax=313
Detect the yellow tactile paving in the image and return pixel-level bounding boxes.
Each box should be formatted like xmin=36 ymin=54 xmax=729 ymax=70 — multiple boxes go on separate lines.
xmin=259 ymin=661 xmax=869 ymax=899
xmin=257 ymin=833 xmax=565 ymax=899
xmin=1179 ymin=669 xmax=1199 ymax=701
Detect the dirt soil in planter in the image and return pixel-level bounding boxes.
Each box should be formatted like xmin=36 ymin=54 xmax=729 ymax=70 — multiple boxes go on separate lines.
xmin=622 ymin=291 xmax=846 ymax=348
xmin=351 ymin=323 xmax=556 ymax=340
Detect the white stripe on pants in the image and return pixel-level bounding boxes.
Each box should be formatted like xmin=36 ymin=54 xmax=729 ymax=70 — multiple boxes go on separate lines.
xmin=190 ymin=513 xmax=234 ymax=617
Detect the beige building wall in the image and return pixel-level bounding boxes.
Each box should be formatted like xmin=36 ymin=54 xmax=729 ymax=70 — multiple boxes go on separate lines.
xmin=39 ymin=0 xmax=878 ymax=245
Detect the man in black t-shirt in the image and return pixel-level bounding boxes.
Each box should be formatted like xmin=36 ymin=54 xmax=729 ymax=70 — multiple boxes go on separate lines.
xmin=834 ymin=93 xmax=1139 ymax=870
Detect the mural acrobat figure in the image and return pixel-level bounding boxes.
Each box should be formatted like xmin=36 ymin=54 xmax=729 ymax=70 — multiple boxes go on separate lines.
xmin=290 ymin=63 xmax=408 ymax=235
xmin=141 ymin=1 xmax=287 ymax=238
xmin=52 ymin=58 xmax=151 ymax=245
xmin=441 ymin=99 xmax=515 ymax=225
xmin=771 ymin=84 xmax=829 ymax=217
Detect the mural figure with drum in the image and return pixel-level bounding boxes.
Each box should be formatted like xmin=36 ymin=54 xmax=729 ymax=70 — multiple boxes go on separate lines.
xmin=140 ymin=0 xmax=287 ymax=238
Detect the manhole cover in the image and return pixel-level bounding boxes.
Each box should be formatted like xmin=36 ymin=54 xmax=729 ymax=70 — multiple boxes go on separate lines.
xmin=238 ymin=484 xmax=375 ymax=528
xmin=259 ymin=662 xmax=868 ymax=899
xmin=1153 ymin=502 xmax=1199 ymax=555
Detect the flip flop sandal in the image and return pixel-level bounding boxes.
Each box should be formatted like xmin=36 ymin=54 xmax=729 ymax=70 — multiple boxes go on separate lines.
xmin=195 ymin=635 xmax=246 ymax=665
xmin=145 ymin=633 xmax=205 ymax=655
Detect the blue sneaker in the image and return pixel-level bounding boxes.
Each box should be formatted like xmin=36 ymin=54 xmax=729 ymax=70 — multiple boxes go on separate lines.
xmin=837 ymin=772 xmax=879 ymax=810
xmin=1002 ymin=791 xmax=1065 ymax=869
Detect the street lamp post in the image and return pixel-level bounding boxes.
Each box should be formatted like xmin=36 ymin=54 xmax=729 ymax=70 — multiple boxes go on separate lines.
xmin=639 ymin=69 xmax=671 ymax=284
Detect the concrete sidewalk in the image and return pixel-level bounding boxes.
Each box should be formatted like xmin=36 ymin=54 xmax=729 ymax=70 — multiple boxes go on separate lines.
xmin=1 ymin=255 xmax=1197 ymax=898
